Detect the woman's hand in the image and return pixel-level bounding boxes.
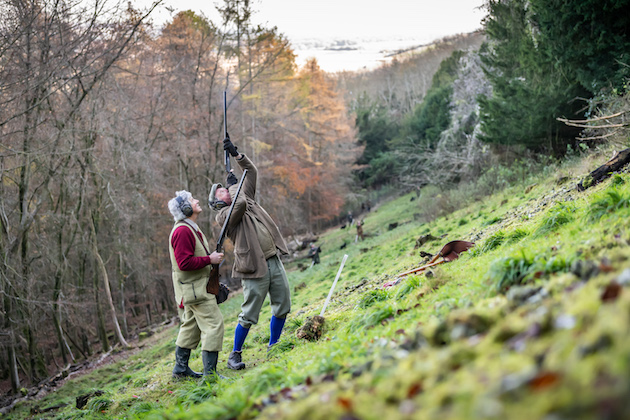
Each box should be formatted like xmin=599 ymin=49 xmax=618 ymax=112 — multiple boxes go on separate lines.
xmin=209 ymin=251 xmax=224 ymax=264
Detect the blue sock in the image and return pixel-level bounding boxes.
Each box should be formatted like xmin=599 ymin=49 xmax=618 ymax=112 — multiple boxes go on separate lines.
xmin=269 ymin=316 xmax=286 ymax=346
xmin=233 ymin=324 xmax=249 ymax=352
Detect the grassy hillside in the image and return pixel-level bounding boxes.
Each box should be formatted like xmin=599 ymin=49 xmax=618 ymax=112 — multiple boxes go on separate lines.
xmin=5 ymin=146 xmax=630 ymax=420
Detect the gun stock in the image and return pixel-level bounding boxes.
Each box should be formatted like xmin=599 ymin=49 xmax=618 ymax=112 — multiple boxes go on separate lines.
xmin=207 ymin=169 xmax=248 ymax=295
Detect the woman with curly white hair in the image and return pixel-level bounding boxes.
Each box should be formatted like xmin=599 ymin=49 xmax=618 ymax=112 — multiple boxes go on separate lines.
xmin=167 ymin=190 xmax=225 ymax=379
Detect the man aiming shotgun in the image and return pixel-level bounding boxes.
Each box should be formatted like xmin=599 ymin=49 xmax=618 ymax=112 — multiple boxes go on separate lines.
xmin=208 ymin=92 xmax=291 ymax=370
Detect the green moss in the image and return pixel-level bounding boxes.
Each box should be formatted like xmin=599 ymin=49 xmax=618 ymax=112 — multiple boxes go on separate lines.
xmin=582 ymin=175 xmax=594 ymax=189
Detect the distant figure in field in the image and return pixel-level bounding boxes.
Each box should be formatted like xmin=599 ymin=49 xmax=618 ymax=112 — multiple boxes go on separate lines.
xmin=346 ymin=211 xmax=354 ymax=227
xmin=307 ymin=243 xmax=322 ymax=266
xmin=355 ymin=220 xmax=364 ymax=242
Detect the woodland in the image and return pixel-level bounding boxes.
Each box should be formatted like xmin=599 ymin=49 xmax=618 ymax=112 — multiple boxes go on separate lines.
xmin=1 ymin=0 xmax=630 ymax=416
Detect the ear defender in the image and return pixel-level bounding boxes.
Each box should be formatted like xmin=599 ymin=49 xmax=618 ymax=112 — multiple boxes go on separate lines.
xmin=211 ymin=200 xmax=228 ymax=211
xmin=176 ymin=195 xmax=193 ymax=217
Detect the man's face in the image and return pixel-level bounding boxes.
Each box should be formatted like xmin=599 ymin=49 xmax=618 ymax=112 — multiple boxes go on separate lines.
xmin=215 ymin=188 xmax=232 ymax=205
xmin=190 ymin=196 xmax=202 ymax=214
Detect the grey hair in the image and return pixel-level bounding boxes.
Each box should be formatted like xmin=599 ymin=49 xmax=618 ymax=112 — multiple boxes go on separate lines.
xmin=168 ymin=190 xmax=193 ymax=222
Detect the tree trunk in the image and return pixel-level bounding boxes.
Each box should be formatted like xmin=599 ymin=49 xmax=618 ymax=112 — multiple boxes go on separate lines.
xmin=118 ymin=252 xmax=129 ymax=338
xmin=90 ymin=215 xmax=129 ymax=348
xmin=7 ymin=334 xmax=20 ymax=393
xmin=145 ymin=304 xmax=152 ymax=327
xmin=94 ymin=270 xmax=109 ymax=353
xmin=52 ymin=309 xmax=69 ymax=365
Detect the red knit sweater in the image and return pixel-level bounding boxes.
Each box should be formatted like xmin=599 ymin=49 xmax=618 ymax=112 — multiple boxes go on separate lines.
xmin=171 ymin=225 xmax=211 ymax=271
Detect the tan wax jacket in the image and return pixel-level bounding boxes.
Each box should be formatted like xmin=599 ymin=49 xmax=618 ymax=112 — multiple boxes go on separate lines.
xmin=216 ymin=154 xmax=288 ymax=279
xmin=168 ymin=221 xmax=212 ymax=305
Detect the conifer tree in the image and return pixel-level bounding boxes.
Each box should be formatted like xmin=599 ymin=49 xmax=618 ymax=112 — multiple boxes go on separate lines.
xmin=529 ymin=0 xmax=630 ymax=94
xmin=478 ymin=0 xmax=586 ymax=152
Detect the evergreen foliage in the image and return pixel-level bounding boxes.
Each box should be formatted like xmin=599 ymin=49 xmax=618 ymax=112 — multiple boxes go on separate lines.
xmin=478 ymin=0 xmax=587 ymax=152
xmin=353 ymin=94 xmax=400 ymax=186
xmin=529 ymin=0 xmax=630 ymax=94
xmin=479 ymin=0 xmax=630 ymax=152
xmin=400 ymin=85 xmax=453 ymax=150
xmin=396 ymin=51 xmax=464 ymax=151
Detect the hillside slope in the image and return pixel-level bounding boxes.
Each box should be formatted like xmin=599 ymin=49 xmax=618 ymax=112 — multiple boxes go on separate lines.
xmin=4 ymin=147 xmax=630 ymax=420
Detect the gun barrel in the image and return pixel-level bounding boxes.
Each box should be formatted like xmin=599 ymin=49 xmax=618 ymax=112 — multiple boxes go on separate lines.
xmin=223 ymin=91 xmax=227 ymax=136
xmin=216 ymin=169 xmax=248 ymax=252
xmin=223 ymin=91 xmax=231 ymax=172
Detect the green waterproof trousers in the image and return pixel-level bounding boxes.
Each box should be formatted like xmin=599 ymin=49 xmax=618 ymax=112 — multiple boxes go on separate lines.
xmin=238 ymin=255 xmax=291 ymax=329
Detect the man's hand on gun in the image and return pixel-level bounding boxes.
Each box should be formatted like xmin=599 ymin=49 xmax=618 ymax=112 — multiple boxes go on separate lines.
xmin=223 ymin=132 xmax=239 ymax=157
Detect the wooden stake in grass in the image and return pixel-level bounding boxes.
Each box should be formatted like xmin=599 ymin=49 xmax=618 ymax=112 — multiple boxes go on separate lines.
xmin=320 ymin=254 xmax=348 ymax=317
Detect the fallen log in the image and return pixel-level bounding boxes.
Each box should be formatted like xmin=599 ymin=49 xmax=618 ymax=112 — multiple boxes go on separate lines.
xmin=577 ymin=148 xmax=630 ymax=191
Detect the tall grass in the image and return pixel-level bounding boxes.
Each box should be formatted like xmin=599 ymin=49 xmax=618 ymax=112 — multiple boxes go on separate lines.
xmin=586 ymin=187 xmax=630 ymax=222
xmin=488 ymin=251 xmax=574 ymax=293
xmin=535 ymin=202 xmax=575 ymax=236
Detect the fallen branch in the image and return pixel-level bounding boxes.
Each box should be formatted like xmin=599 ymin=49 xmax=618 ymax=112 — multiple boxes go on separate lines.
xmin=577 ymin=148 xmax=630 ymax=191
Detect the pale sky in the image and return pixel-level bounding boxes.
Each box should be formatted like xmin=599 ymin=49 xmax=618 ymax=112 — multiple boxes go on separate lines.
xmin=136 ymin=0 xmax=486 ymax=72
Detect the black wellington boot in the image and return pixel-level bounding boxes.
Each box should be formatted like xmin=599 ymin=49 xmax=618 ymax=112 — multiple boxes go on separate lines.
xmin=227 ymin=350 xmax=246 ymax=370
xmin=202 ymin=350 xmax=226 ymax=380
xmin=172 ymin=346 xmax=202 ymax=379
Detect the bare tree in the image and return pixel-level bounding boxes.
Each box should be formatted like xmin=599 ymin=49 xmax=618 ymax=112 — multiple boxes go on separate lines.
xmin=0 ymin=0 xmax=158 ymax=390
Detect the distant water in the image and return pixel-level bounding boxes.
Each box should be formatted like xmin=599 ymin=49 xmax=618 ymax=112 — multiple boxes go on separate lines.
xmin=292 ymin=36 xmax=433 ymax=73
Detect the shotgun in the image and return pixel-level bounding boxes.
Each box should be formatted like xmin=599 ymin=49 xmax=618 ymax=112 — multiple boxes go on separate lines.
xmin=206 ymin=169 xmax=248 ymax=295
xmin=223 ymin=90 xmax=231 ymax=173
